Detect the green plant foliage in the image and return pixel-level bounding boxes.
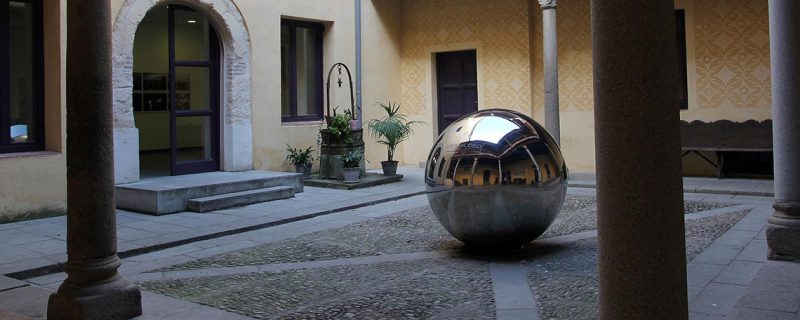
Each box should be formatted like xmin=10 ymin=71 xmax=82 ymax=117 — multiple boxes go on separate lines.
xmin=328 ymin=108 xmax=353 ymax=145
xmin=285 ymin=144 xmax=315 ymax=166
xmin=367 ymin=101 xmax=424 ymax=162
xmin=341 ymin=149 xmax=363 ymax=168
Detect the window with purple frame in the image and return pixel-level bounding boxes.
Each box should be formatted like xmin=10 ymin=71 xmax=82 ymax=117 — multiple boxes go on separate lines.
xmin=1 ymin=0 xmax=43 ymax=153
xmin=281 ymin=19 xmax=324 ymax=122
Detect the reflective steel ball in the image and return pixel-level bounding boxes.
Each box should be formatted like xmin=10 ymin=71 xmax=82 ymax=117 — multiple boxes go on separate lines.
xmin=425 ymin=109 xmax=567 ymax=249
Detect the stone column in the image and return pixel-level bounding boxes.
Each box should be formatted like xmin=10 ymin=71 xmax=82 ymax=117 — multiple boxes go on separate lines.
xmin=766 ymin=0 xmax=800 ymax=261
xmin=539 ymin=0 xmax=560 ymax=144
xmin=591 ymin=1 xmax=687 ymax=319
xmin=47 ymin=0 xmax=142 ymax=319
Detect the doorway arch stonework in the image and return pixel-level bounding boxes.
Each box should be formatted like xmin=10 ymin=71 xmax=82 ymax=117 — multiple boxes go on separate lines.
xmin=112 ymin=0 xmax=253 ymax=183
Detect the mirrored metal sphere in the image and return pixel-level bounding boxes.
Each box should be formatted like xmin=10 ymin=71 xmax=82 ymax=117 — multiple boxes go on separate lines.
xmin=425 ymin=109 xmax=568 ymax=249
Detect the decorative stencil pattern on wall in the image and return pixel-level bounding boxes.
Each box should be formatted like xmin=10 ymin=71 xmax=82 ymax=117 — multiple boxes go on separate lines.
xmin=532 ymin=0 xmax=594 ymax=113
xmin=694 ymin=0 xmax=770 ymax=109
xmin=400 ymin=0 xmax=531 ymax=115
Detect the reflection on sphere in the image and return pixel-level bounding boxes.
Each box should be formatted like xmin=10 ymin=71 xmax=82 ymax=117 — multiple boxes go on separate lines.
xmin=425 ymin=109 xmax=567 ymax=249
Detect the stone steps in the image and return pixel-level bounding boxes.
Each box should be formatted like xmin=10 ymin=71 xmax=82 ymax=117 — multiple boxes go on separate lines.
xmin=187 ymin=186 xmax=295 ymax=213
xmin=116 ymin=171 xmax=303 ymax=215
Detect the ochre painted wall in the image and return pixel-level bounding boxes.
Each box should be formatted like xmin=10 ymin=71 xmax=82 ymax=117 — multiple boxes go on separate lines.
xmin=0 ymin=154 xmax=67 ymax=222
xmin=242 ymin=1 xmax=356 ymax=172
xmin=527 ymin=0 xmax=771 ymax=173
xmin=398 ymin=0 xmax=532 ymax=165
xmin=0 ymin=0 xmax=66 ymax=222
xmin=361 ymin=0 xmax=404 ymax=168
xmin=531 ymin=0 xmax=595 ymax=172
xmin=690 ymin=0 xmax=771 ymax=120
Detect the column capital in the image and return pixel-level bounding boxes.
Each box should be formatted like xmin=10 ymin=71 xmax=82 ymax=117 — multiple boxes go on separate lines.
xmin=538 ymin=0 xmax=557 ymax=9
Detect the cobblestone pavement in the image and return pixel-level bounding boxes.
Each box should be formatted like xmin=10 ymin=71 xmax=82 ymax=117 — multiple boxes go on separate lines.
xmin=142 ymin=258 xmax=495 ymax=319
xmin=138 ymin=195 xmax=746 ymax=319
xmin=685 ymin=210 xmax=750 ymax=262
xmin=524 ymin=209 xmax=750 ymax=320
xmin=161 ymin=196 xmax=733 ymax=271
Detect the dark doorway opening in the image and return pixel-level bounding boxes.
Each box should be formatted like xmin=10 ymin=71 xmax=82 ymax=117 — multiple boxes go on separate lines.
xmin=436 ymin=50 xmax=478 ymax=135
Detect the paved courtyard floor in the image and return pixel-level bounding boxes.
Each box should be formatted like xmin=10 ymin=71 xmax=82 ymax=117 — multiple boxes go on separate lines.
xmin=129 ymin=192 xmax=752 ymax=319
xmin=0 ymin=167 xmax=791 ymax=319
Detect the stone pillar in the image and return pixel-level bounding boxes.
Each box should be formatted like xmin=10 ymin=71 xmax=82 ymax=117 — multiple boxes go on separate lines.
xmin=539 ymin=0 xmax=560 ymax=143
xmin=47 ymin=0 xmax=142 ymax=319
xmin=766 ymin=0 xmax=800 ymax=261
xmin=590 ymin=1 xmax=687 ymax=319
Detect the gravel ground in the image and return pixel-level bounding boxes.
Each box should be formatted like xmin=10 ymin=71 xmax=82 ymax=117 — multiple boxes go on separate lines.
xmin=540 ymin=196 xmax=733 ymax=239
xmin=525 ymin=209 xmax=750 ymax=319
xmin=162 ymin=196 xmax=736 ymax=272
xmin=684 ymin=200 xmax=734 ymax=214
xmin=160 ymin=207 xmax=460 ymax=271
xmin=525 ymin=239 xmax=600 ymax=320
xmin=685 ymin=209 xmax=750 ymax=262
xmin=141 ymin=258 xmax=495 ymax=320
xmin=143 ymin=195 xmax=747 ymax=320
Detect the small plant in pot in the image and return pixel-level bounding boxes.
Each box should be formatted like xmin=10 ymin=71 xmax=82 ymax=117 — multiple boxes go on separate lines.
xmin=341 ymin=149 xmax=362 ymax=183
xmin=285 ymin=144 xmax=314 ymax=179
xmin=367 ymin=101 xmax=424 ymax=176
xmin=327 ymin=108 xmax=353 ymax=145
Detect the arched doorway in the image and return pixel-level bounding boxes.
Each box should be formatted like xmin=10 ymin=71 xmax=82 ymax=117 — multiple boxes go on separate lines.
xmin=133 ymin=4 xmax=220 ymax=177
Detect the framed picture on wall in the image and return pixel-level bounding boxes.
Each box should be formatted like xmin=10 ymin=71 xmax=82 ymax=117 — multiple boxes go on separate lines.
xmin=176 ymin=93 xmax=191 ymax=110
xmin=143 ymin=73 xmax=167 ymax=91
xmin=143 ymin=93 xmax=168 ymax=111
xmin=176 ymin=73 xmax=191 ymax=91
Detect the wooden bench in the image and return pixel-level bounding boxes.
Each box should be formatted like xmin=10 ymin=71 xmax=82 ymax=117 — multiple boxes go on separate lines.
xmin=680 ymin=120 xmax=772 ymax=178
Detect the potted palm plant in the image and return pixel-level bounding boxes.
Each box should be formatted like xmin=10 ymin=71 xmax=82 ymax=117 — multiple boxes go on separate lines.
xmin=285 ymin=144 xmax=314 ymax=179
xmin=367 ymin=101 xmax=424 ymax=176
xmin=341 ymin=149 xmax=362 ymax=183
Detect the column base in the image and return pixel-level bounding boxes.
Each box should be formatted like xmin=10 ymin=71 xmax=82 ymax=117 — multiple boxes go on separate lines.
xmin=47 ymin=257 xmax=142 ymax=320
xmin=767 ymin=201 xmax=800 ymax=261
xmin=48 ymin=278 xmax=141 ymax=320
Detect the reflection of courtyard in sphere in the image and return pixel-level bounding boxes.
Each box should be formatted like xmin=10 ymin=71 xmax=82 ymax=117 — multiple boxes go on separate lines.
xmin=425 ymin=109 xmax=568 ymax=248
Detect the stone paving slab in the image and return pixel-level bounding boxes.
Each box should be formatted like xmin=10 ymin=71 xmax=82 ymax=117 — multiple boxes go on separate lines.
xmin=568 ymin=172 xmax=774 ymax=197
xmin=0 ymin=285 xmax=49 ymax=319
xmin=303 ymin=173 xmax=404 ymax=190
xmin=0 ymin=275 xmax=27 ymax=292
xmin=131 ymin=194 xmax=751 ymax=319
xmin=732 ymin=260 xmax=800 ymax=317
xmin=0 ymin=167 xmax=426 ymax=278
xmin=0 ymin=168 xmax=782 ymax=319
xmin=490 ymin=262 xmax=540 ymax=319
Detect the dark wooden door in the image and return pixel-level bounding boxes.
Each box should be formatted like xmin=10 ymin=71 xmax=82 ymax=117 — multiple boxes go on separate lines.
xmin=436 ymin=50 xmax=478 ymax=134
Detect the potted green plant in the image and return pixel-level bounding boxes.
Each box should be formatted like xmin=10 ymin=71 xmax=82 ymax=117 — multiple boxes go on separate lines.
xmin=324 ymin=112 xmax=352 ymax=145
xmin=285 ymin=144 xmax=314 ymax=178
xmin=340 ymin=149 xmax=362 ymax=183
xmin=367 ymin=101 xmax=424 ymax=176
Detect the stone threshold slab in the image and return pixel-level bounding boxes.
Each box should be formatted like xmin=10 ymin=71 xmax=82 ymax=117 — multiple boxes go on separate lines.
xmin=304 ymin=173 xmax=403 ymax=190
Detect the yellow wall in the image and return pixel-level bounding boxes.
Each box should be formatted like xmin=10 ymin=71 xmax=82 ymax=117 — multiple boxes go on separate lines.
xmin=527 ymin=0 xmax=772 ymax=173
xmin=361 ymin=0 xmax=403 ymax=168
xmin=0 ymin=0 xmax=66 ymax=222
xmin=688 ymin=0 xmax=771 ymax=121
xmin=398 ymin=0 xmax=532 ymax=165
xmin=110 ymin=0 xmax=358 ymax=172
xmin=242 ymin=1 xmax=356 ymax=172
xmin=530 ymin=0 xmax=595 ymax=171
